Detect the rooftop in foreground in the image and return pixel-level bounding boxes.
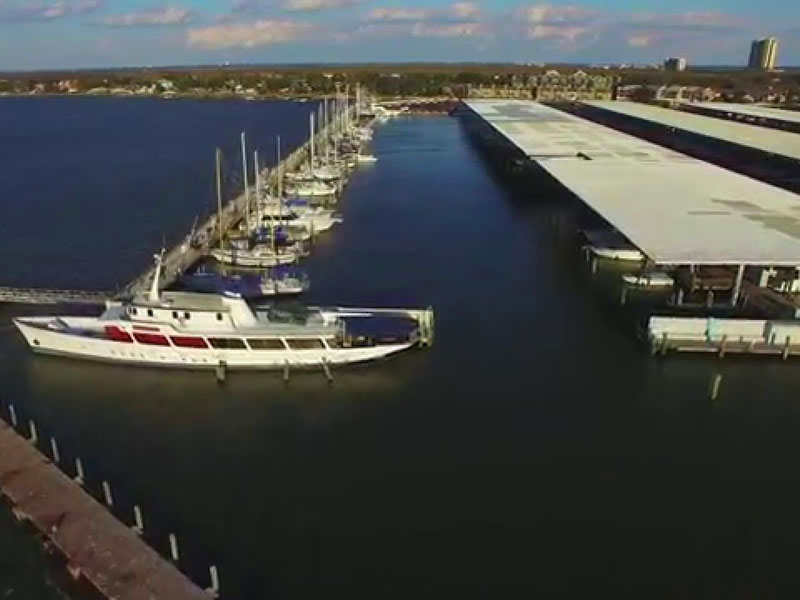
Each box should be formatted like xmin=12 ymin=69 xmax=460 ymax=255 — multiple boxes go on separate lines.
xmin=681 ymin=102 xmax=800 ymax=126
xmin=464 ymin=99 xmax=800 ymax=266
xmin=583 ymin=100 xmax=800 ymax=162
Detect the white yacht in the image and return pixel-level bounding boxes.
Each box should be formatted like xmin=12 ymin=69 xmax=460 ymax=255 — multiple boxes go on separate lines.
xmin=14 ymin=255 xmax=434 ymax=370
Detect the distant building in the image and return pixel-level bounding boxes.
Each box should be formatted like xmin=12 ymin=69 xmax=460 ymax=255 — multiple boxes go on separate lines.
xmin=748 ymin=37 xmax=778 ymax=70
xmin=531 ymin=70 xmax=618 ymax=101
xmin=664 ymin=57 xmax=687 ymax=72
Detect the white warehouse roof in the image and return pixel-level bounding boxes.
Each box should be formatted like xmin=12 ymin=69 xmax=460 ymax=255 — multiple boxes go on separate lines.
xmin=585 ymin=100 xmax=800 ymax=161
xmin=464 ymin=99 xmax=800 ymax=266
xmin=683 ymin=102 xmax=800 ymax=126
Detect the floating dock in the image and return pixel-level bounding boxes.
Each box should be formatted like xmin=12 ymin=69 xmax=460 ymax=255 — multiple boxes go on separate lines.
xmin=0 ymin=416 xmax=210 ymax=600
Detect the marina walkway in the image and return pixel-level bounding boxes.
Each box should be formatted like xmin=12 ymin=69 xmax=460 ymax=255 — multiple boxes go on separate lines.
xmin=0 ymin=417 xmax=211 ymax=600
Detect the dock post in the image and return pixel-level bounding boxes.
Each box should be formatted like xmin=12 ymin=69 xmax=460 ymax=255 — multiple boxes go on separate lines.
xmin=620 ymin=286 xmax=628 ymax=306
xmin=8 ymin=404 xmax=17 ymax=427
xmin=50 ymin=437 xmax=60 ymax=464
xmin=322 ymin=358 xmax=333 ymax=383
xmin=207 ymin=565 xmax=220 ymax=598
xmin=709 ymin=373 xmax=723 ymax=401
xmin=677 ymin=288 xmax=684 ymax=306
xmin=731 ymin=264 xmax=745 ymax=307
xmin=216 ymin=361 xmax=226 ymax=384
xmin=74 ymin=458 xmax=85 ymax=486
xmin=590 ymin=257 xmax=598 ymax=276
xmin=283 ymin=360 xmax=290 ymax=384
xmin=660 ymin=332 xmax=669 ymax=356
xmin=706 ymin=289 xmax=714 ymax=309
xmin=28 ymin=420 xmax=38 ymax=444
xmin=783 ymin=336 xmax=791 ymax=360
xmin=102 ymin=481 xmax=114 ymax=507
xmin=133 ymin=505 xmax=144 ymax=535
xmin=169 ymin=533 xmax=180 ymax=562
xmin=719 ymin=335 xmax=728 ymax=359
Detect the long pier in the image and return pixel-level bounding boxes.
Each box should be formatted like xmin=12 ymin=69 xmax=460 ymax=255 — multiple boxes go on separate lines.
xmin=123 ymin=107 xmax=356 ymax=298
xmin=0 ymin=414 xmax=211 ymax=599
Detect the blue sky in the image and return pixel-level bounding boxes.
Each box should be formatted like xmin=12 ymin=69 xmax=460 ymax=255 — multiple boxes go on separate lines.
xmin=0 ymin=0 xmax=796 ymax=69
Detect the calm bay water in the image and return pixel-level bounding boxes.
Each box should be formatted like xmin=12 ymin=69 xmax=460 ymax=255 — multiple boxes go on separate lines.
xmin=4 ymin=98 xmax=800 ymax=598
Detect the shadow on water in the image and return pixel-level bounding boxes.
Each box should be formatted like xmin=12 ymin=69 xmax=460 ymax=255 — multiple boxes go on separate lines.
xmin=4 ymin=110 xmax=800 ymax=598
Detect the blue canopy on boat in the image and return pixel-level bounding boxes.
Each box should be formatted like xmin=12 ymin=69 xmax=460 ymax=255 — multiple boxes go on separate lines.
xmin=343 ymin=316 xmax=417 ymax=339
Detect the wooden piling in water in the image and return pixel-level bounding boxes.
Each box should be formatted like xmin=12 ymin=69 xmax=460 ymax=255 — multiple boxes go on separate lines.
xmin=322 ymin=358 xmax=333 ymax=383
xmin=709 ymin=373 xmax=723 ymax=401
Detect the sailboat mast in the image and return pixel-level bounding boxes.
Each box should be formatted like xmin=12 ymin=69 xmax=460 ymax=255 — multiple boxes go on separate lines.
xmin=309 ymin=112 xmax=315 ymax=173
xmin=240 ymin=131 xmax=250 ymax=232
xmin=276 ymin=136 xmax=283 ymax=226
xmin=216 ymin=148 xmax=224 ymax=251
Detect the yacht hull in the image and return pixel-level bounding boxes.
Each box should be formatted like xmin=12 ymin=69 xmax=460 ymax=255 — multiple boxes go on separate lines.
xmin=14 ymin=318 xmax=415 ymax=370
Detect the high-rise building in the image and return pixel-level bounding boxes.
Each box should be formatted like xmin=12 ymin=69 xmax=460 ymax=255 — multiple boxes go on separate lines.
xmin=748 ymin=37 xmax=778 ymax=70
xmin=664 ymin=57 xmax=687 ymax=72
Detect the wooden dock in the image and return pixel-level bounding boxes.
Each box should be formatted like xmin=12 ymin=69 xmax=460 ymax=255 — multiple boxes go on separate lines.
xmin=0 ymin=416 xmax=211 ymax=600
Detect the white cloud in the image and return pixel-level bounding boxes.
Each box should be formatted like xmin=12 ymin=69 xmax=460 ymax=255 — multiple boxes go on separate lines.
xmin=283 ymin=0 xmax=361 ymax=12
xmin=0 ymin=0 xmax=103 ymax=22
xmin=450 ymin=2 xmax=479 ymax=20
xmin=412 ymin=21 xmax=489 ymax=38
xmin=362 ymin=2 xmax=481 ymax=23
xmin=526 ymin=24 xmax=589 ymax=42
xmin=99 ymin=7 xmax=195 ymax=27
xmin=187 ymin=19 xmax=315 ymax=49
xmin=362 ymin=7 xmax=432 ymax=22
xmin=627 ymin=35 xmax=652 ymax=47
xmin=516 ymin=4 xmax=600 ymax=25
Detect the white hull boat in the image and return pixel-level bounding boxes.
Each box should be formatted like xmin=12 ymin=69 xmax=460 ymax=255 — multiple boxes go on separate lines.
xmin=357 ymin=154 xmax=378 ymax=164
xmin=621 ymin=272 xmax=675 ymax=288
xmin=211 ymin=246 xmax=298 ymax=268
xmin=13 ymin=256 xmax=434 ymax=370
xmin=285 ymin=180 xmax=337 ymax=197
xmin=586 ymin=245 xmax=645 ymax=262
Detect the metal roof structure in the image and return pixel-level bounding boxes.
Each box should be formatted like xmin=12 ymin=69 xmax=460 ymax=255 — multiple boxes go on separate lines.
xmin=682 ymin=102 xmax=800 ymax=125
xmin=584 ymin=100 xmax=800 ymax=161
xmin=464 ymin=99 xmax=800 ymax=266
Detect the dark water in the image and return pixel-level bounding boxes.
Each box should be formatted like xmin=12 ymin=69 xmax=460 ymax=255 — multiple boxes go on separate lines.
xmin=4 ymin=100 xmax=800 ymax=598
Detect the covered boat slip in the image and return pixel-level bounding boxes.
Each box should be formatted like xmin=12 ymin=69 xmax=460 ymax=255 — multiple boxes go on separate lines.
xmin=681 ymin=102 xmax=800 ymax=131
xmin=463 ymin=99 xmax=800 ymax=357
xmin=583 ymin=101 xmax=800 ymax=162
xmin=464 ymin=99 xmax=800 ymax=267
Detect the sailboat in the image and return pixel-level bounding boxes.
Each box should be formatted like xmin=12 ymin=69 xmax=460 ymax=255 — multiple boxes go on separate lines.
xmin=285 ymin=112 xmax=339 ymax=196
xmin=209 ymin=146 xmax=299 ymax=268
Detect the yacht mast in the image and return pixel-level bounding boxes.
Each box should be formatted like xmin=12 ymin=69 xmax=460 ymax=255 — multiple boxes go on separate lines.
xmin=216 ymin=148 xmax=224 ymax=252
xmin=309 ymin=112 xmax=315 ymax=174
xmin=276 ymin=136 xmax=283 ymax=226
xmin=240 ymin=131 xmax=250 ymax=231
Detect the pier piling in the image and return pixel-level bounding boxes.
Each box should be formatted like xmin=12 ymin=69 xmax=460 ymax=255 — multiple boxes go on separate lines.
xmin=322 ymin=358 xmax=333 ymax=383
xmin=284 ymin=360 xmax=290 ymax=384
xmin=28 ymin=420 xmax=38 ymax=444
xmin=709 ymin=373 xmax=723 ymax=401
xmin=50 ymin=437 xmax=60 ymax=464
xmin=8 ymin=404 xmax=17 ymax=428
xmin=74 ymin=457 xmax=85 ymax=486
xmin=169 ymin=533 xmax=180 ymax=562
xmin=215 ymin=361 xmax=227 ymax=384
xmin=207 ymin=565 xmax=220 ymax=598
xmin=102 ymin=481 xmax=114 ymax=508
xmin=133 ymin=505 xmax=144 ymax=535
